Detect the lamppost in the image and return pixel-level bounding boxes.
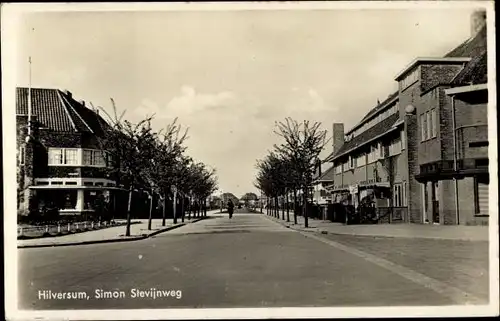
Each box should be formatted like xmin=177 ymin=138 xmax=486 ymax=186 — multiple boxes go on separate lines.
xmin=171 ymin=185 xmax=178 ymax=224
xmin=220 ymin=189 xmax=223 ymax=213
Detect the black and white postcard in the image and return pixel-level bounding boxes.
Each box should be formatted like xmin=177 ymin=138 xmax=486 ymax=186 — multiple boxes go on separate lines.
xmin=2 ymin=1 xmax=498 ymax=320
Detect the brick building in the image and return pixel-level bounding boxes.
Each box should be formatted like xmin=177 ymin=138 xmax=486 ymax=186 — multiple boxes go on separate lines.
xmin=16 ymin=87 xmax=125 ymax=219
xmin=323 ymin=10 xmax=490 ymax=225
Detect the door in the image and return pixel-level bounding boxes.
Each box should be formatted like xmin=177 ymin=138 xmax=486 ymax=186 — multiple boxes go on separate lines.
xmin=431 ymin=181 xmax=439 ymax=223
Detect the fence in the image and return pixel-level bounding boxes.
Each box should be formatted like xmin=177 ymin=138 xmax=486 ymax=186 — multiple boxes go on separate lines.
xmin=17 ymin=220 xmax=127 ymax=239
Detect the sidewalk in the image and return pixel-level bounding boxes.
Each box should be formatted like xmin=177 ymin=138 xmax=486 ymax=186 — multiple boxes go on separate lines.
xmin=264 ymin=213 xmax=489 ymax=241
xmin=17 ymin=212 xmax=219 ymax=248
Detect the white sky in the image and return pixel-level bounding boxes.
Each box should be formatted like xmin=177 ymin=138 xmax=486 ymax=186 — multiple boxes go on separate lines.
xmin=14 ymin=5 xmax=479 ymax=197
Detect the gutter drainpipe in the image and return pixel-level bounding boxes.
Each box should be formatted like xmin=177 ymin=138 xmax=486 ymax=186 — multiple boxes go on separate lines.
xmin=451 ymin=95 xmax=460 ymax=225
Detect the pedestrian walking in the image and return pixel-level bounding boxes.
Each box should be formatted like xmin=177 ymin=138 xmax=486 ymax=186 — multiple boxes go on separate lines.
xmin=227 ymin=199 xmax=234 ymax=219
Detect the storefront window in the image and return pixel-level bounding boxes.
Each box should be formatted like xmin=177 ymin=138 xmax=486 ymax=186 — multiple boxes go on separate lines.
xmin=38 ymin=190 xmax=77 ymax=210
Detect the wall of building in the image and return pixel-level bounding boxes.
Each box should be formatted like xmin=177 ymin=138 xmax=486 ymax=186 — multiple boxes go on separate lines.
xmin=398 ymin=70 xmax=424 ymax=223
xmin=456 ymin=177 xmax=478 ymax=225
xmin=418 ymin=88 xmax=442 ymax=164
xmin=454 ymin=98 xmax=488 ymax=160
xmin=437 ymin=179 xmax=456 ymax=225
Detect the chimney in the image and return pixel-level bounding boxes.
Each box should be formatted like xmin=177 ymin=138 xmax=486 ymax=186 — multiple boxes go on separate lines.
xmin=79 ymin=100 xmax=85 ymax=107
xmin=332 ymin=123 xmax=345 ymax=156
xmin=316 ymin=159 xmax=322 ymax=177
xmin=470 ymin=10 xmax=486 ymax=38
xmin=63 ymin=89 xmax=72 ymax=98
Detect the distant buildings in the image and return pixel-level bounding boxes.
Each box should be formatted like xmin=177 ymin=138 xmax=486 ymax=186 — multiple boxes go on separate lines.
xmin=323 ymin=10 xmax=489 ymax=225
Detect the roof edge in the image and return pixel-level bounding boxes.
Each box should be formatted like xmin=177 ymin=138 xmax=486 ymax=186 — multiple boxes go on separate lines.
xmin=345 ymin=93 xmax=399 ymax=135
xmin=394 ymin=57 xmax=472 ymax=81
xmin=55 ymin=90 xmax=78 ymax=132
xmin=327 ymin=121 xmax=404 ymax=162
xmin=445 ymin=84 xmax=488 ymax=95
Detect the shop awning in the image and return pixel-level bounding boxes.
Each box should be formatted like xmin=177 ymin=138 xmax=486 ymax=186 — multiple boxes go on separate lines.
xmin=358 ymin=182 xmax=391 ymax=190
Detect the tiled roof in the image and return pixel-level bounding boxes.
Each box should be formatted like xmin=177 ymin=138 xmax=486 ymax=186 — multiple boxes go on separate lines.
xmin=16 ymin=87 xmax=109 ymax=134
xmin=445 ymin=26 xmax=487 ymax=59
xmin=351 ymin=91 xmax=399 ymax=133
xmin=451 ymin=50 xmax=487 ymax=86
xmin=446 ymin=26 xmax=487 ymax=86
xmin=17 ymin=88 xmax=75 ymax=132
xmin=326 ymin=113 xmax=400 ymax=162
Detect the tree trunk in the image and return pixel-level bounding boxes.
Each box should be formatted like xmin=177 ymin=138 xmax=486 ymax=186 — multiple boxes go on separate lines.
xmin=126 ymin=185 xmax=133 ymax=236
xmin=293 ymin=188 xmax=298 ymax=224
xmin=286 ymin=192 xmax=290 ymax=222
xmin=303 ymin=187 xmax=309 ymax=228
xmin=181 ymin=195 xmax=185 ymax=222
xmin=275 ymin=197 xmax=279 ymax=218
xmin=188 ymin=197 xmax=192 ymax=219
xmin=281 ymin=196 xmax=285 ymax=220
xmin=162 ymin=194 xmax=166 ymax=226
xmin=173 ymin=191 xmax=177 ymax=224
xmin=148 ymin=188 xmax=154 ymax=230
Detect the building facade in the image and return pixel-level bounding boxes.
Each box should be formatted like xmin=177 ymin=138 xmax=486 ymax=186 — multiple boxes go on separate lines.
xmin=16 ymin=87 xmax=122 ymax=219
xmin=324 ymin=10 xmax=490 ymax=225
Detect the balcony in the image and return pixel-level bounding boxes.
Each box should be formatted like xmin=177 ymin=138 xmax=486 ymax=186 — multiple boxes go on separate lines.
xmin=456 ymin=124 xmax=488 ymax=160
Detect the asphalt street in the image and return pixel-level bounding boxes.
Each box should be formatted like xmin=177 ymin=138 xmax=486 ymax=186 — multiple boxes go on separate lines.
xmin=18 ymin=210 xmax=483 ymax=310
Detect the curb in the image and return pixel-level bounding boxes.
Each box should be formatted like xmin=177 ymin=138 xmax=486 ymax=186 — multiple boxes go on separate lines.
xmin=17 ymin=216 xmax=214 ymax=249
xmin=262 ymin=215 xmax=487 ymax=241
xmin=18 ymin=222 xmax=188 ymax=249
xmin=17 ymin=221 xmax=142 ymax=240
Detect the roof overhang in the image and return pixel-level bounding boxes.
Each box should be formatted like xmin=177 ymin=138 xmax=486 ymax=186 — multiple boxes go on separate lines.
xmin=325 ymin=121 xmax=403 ymax=163
xmin=394 ymin=57 xmax=472 ymax=81
xmin=445 ymin=83 xmax=488 ymax=96
xmin=345 ymin=95 xmax=399 ymax=135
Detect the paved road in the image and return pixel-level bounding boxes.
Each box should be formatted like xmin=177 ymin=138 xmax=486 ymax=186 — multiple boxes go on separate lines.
xmin=19 ymin=211 xmax=483 ymax=310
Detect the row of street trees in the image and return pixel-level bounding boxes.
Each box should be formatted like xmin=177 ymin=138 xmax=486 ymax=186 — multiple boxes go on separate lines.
xmin=96 ymin=99 xmax=218 ymax=236
xmin=254 ymin=118 xmax=327 ymax=228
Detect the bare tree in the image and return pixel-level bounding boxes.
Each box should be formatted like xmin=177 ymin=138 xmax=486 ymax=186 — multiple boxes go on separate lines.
xmin=273 ymin=118 xmax=328 ymax=228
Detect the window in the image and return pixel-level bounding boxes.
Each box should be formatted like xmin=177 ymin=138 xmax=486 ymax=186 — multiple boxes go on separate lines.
xmin=48 ymin=148 xmax=83 ymax=165
xmin=107 ymin=153 xmax=114 ymax=167
xmin=378 ymin=142 xmax=385 ymax=159
xmin=393 ymin=183 xmax=404 ymax=207
xmin=402 ymin=181 xmax=407 ymax=206
xmin=431 ymin=109 xmax=437 ymax=138
xmin=426 ymin=111 xmax=432 ymax=140
xmin=342 ymin=162 xmax=349 ymax=172
xmin=401 ymin=130 xmax=406 ymax=150
xmin=400 ymin=67 xmax=419 ymax=90
xmin=82 ymin=149 xmax=107 ymax=167
xmin=48 ymin=148 xmax=64 ymax=165
xmin=356 ymin=154 xmax=366 ymax=167
xmin=420 ymin=113 xmax=427 ymax=141
xmin=19 ymin=147 xmax=25 ymax=165
xmin=389 ymin=138 xmax=402 ymax=156
xmin=83 ymin=150 xmax=93 ymax=165
xmin=93 ymin=151 xmax=105 ymax=166
xmin=64 ymin=149 xmax=78 ymax=165
xmin=349 ymin=156 xmax=356 ymax=169
xmin=335 ymin=165 xmax=342 ymax=174
xmin=367 ymin=145 xmax=379 ymax=163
